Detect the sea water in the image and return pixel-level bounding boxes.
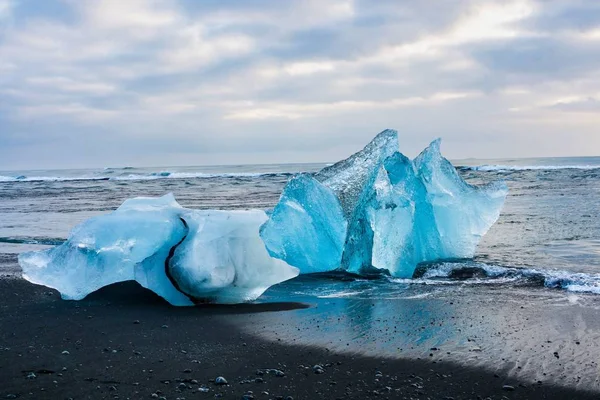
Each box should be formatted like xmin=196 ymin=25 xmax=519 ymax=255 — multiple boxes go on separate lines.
xmin=2 ymin=158 xmax=600 ymax=292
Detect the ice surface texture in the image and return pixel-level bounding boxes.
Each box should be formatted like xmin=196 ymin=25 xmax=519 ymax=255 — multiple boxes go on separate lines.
xmin=19 ymin=194 xmax=299 ymax=305
xmin=261 ymin=129 xmax=508 ymax=278
xmin=259 ymin=174 xmax=347 ymax=274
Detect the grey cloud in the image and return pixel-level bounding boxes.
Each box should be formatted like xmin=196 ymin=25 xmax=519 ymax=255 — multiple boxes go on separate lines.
xmin=549 ymin=97 xmax=600 ymax=112
xmin=471 ymin=37 xmax=600 ymax=80
xmin=2 ymin=0 xmax=600 ymax=169
xmin=524 ymin=2 xmax=600 ymax=31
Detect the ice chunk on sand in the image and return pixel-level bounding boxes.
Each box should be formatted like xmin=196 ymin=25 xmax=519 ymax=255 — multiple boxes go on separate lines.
xmin=19 ymin=130 xmax=508 ymax=303
xmin=260 ymin=174 xmax=347 ymax=274
xmin=19 ymin=194 xmax=298 ymax=305
xmin=171 ymin=209 xmax=299 ymax=303
xmin=19 ymin=194 xmax=187 ymax=303
xmin=261 ymin=132 xmax=507 ymax=278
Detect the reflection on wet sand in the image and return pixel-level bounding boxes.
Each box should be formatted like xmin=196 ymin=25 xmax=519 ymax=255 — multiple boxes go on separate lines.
xmin=236 ymin=276 xmax=600 ymax=392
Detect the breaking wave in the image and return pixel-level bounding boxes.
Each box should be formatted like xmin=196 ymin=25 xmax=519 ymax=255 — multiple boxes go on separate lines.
xmin=0 ymin=236 xmax=66 ymax=246
xmin=283 ymin=262 xmax=600 ymax=299
xmin=400 ymin=262 xmax=600 ymax=295
xmin=462 ymin=165 xmax=600 ymax=172
xmin=0 ymin=172 xmax=293 ymax=183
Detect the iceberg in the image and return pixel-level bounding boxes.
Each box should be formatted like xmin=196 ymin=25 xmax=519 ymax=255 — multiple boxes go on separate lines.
xmin=261 ymin=130 xmax=508 ymax=278
xmin=18 ymin=129 xmax=508 ymax=305
xmin=19 ymin=194 xmax=299 ymax=306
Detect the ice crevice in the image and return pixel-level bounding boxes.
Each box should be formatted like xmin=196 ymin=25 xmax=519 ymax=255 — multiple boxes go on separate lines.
xmin=164 ymin=217 xmax=194 ymax=303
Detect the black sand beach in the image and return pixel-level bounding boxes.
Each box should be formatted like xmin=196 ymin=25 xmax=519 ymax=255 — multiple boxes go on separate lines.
xmin=1 ymin=267 xmax=598 ymax=400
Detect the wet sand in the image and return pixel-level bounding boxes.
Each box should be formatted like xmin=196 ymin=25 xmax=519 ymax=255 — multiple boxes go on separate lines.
xmin=0 ymin=276 xmax=598 ymax=400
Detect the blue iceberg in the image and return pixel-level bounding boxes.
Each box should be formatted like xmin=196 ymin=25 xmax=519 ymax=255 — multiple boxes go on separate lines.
xmin=261 ymin=130 xmax=508 ymax=278
xmin=19 ymin=129 xmax=508 ymax=305
xmin=19 ymin=194 xmax=299 ymax=305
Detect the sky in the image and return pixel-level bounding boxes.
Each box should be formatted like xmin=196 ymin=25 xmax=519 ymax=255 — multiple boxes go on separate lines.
xmin=1 ymin=0 xmax=600 ymax=169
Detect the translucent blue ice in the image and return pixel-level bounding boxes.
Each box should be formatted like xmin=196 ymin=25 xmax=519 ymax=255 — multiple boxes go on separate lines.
xmin=318 ymin=129 xmax=400 ymax=273
xmin=259 ymin=174 xmax=347 ymax=274
xmin=414 ymin=139 xmax=508 ymax=260
xmin=19 ymin=194 xmax=298 ymax=305
xmin=261 ymin=131 xmax=508 ymax=278
xmin=315 ymin=129 xmax=400 ymax=218
xmin=367 ymin=153 xmax=426 ymax=278
xmin=170 ymin=209 xmax=299 ymax=304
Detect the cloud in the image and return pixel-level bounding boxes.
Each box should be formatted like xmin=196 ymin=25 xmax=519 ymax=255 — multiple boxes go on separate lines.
xmin=224 ymin=91 xmax=481 ymax=120
xmin=0 ymin=0 xmax=12 ymax=17
xmin=1 ymin=0 xmax=600 ymax=169
xmin=74 ymin=0 xmax=179 ymax=31
xmin=548 ymin=97 xmax=600 ymax=112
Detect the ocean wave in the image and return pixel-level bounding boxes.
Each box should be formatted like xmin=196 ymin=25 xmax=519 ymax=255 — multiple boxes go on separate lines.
xmin=462 ymin=165 xmax=600 ymax=172
xmin=0 ymin=172 xmax=293 ymax=183
xmin=0 ymin=236 xmax=66 ymax=246
xmin=402 ymin=262 xmax=600 ymax=295
xmin=103 ymin=166 xmax=134 ymax=170
xmin=0 ymin=175 xmax=109 ymax=182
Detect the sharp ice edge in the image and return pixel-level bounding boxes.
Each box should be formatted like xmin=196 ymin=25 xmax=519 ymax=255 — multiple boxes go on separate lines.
xmin=261 ymin=129 xmax=509 ymax=279
xmin=397 ymin=262 xmax=600 ymax=295
xmin=18 ymin=193 xmax=299 ymax=305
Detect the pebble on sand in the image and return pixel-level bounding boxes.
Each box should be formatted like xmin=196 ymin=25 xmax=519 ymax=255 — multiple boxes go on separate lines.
xmin=215 ymin=376 xmax=228 ymax=385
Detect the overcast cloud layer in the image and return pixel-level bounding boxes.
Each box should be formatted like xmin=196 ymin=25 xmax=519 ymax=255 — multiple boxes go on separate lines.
xmin=1 ymin=0 xmax=600 ymax=169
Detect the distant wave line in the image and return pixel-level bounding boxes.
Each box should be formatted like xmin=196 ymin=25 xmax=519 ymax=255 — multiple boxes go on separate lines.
xmin=462 ymin=165 xmax=600 ymax=172
xmin=0 ymin=172 xmax=294 ymax=183
xmin=0 ymin=236 xmax=66 ymax=246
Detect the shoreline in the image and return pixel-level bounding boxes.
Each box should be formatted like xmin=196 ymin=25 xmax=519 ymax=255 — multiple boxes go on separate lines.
xmin=1 ymin=278 xmax=598 ymax=399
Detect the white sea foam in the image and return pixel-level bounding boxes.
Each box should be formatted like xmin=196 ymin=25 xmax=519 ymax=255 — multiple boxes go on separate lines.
xmin=394 ymin=262 xmax=600 ymax=295
xmin=317 ymin=290 xmax=367 ymax=298
xmin=466 ymin=165 xmax=600 ymax=172
xmin=0 ymin=172 xmax=290 ymax=183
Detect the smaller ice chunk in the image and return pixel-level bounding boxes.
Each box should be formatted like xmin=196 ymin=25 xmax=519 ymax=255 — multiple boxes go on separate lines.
xmin=19 ymin=194 xmax=299 ymax=305
xmin=260 ymin=174 xmax=347 ymax=273
xmin=414 ymin=139 xmax=508 ymax=259
xmin=171 ymin=210 xmax=299 ymax=303
xmin=20 ymin=194 xmax=186 ymax=302
xmin=261 ymin=132 xmax=508 ymax=279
